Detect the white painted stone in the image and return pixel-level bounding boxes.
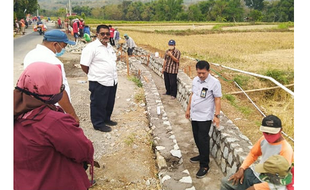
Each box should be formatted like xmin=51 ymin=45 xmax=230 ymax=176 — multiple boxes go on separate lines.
xmin=179 ymin=176 xmax=192 ymax=183
xmin=156 ymin=146 xmax=165 ymax=151
xmin=170 ymin=149 xmax=182 ymax=158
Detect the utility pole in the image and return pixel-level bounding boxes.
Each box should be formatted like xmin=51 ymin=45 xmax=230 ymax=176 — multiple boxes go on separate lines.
xmin=68 ymin=0 xmax=72 ymax=16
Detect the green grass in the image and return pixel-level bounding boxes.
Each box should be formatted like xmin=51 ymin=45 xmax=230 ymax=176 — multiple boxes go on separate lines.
xmin=223 ymin=94 xmax=252 ymax=116
xmin=128 ymin=75 xmax=143 ymax=87
xmin=262 ymin=69 xmax=294 ymax=85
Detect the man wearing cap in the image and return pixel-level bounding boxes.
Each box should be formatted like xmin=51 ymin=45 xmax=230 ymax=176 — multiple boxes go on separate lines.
xmin=254 ymin=155 xmax=293 ymax=189
xmin=220 ymin=115 xmax=294 ymax=190
xmin=161 ymin=39 xmax=181 ymax=99
xmin=80 ymin=24 xmax=118 ymax=133
xmin=23 ymin=29 xmax=80 ymax=124
xmin=124 ymin=34 xmax=136 ymax=56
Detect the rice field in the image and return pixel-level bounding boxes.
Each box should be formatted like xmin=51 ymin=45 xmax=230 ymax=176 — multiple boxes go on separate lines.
xmin=114 ymin=23 xmax=294 ymax=147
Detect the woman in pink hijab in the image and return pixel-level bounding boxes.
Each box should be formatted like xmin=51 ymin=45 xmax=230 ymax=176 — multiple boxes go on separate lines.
xmin=14 ymin=62 xmax=94 ymax=190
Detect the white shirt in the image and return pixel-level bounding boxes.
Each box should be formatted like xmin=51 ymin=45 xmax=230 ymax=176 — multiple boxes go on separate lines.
xmin=23 ymin=44 xmax=71 ymax=101
xmin=126 ymin=37 xmax=137 ymax=48
xmin=190 ymin=75 xmax=222 ymax=121
xmin=80 ymin=39 xmax=118 ymax=86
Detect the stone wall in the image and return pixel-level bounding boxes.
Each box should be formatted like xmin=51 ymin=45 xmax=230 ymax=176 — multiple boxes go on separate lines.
xmin=123 ymin=46 xmax=254 ymax=188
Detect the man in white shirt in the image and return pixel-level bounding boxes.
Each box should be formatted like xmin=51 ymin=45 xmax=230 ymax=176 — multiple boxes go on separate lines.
xmin=80 ymin=24 xmax=118 ymax=132
xmin=23 ymin=29 xmax=80 ymax=124
xmin=185 ymin=60 xmax=222 ymax=179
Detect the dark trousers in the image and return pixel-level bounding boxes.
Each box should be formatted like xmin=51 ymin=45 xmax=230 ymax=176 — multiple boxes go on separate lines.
xmin=109 ymin=37 xmax=115 ymax=46
xmin=191 ymin=120 xmax=212 ymax=168
xmin=127 ymin=47 xmax=134 ymax=56
xmin=89 ymin=81 xmax=117 ymax=129
xmin=220 ymin=168 xmax=262 ymax=190
xmin=163 ymin=72 xmax=177 ymax=97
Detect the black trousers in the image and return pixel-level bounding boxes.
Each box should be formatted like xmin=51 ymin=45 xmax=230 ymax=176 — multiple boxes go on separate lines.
xmin=191 ymin=120 xmax=212 ymax=168
xmin=127 ymin=47 xmax=134 ymax=56
xmin=109 ymin=37 xmax=115 ymax=46
xmin=89 ymin=81 xmax=117 ymax=129
xmin=163 ymin=72 xmax=177 ymax=97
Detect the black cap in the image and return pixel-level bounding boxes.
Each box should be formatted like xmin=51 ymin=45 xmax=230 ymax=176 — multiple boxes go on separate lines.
xmin=260 ymin=115 xmax=282 ymax=134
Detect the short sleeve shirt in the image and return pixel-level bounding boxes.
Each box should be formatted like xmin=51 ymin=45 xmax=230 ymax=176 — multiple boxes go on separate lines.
xmin=23 ymin=44 xmax=71 ymax=101
xmin=164 ymin=48 xmax=181 ymax=74
xmin=80 ymin=39 xmax=118 ymax=86
xmin=190 ymin=75 xmax=222 ymax=121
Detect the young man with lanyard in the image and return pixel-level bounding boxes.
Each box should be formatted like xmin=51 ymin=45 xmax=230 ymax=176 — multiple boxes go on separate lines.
xmin=161 ymin=39 xmax=181 ymax=99
xmin=80 ymin=24 xmax=118 ymax=133
xmin=220 ymin=115 xmax=294 ymax=190
xmin=185 ymin=60 xmax=222 ymax=178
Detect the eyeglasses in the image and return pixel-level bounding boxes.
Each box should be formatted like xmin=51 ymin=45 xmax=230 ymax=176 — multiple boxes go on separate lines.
xmin=99 ymin=32 xmax=110 ymax=36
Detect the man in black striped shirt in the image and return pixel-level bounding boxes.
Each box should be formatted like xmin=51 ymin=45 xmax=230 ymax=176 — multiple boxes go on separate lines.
xmin=161 ymin=39 xmax=181 ymax=99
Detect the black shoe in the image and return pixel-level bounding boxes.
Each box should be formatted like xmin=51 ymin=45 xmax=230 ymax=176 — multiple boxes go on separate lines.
xmin=105 ymin=120 xmax=118 ymax=126
xmin=94 ymin=126 xmax=112 ymax=132
xmin=196 ymin=167 xmax=209 ymax=179
xmin=190 ymin=156 xmax=200 ymax=163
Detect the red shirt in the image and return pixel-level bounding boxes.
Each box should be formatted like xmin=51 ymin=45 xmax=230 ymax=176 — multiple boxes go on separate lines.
xmin=14 ymin=106 xmax=94 ymax=190
xmin=73 ymin=21 xmax=79 ymax=33
xmin=109 ymin=28 xmax=115 ymax=38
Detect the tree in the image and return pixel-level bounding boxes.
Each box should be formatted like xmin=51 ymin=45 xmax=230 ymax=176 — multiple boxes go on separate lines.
xmin=152 ymin=0 xmax=184 ymax=21
xmin=277 ymin=0 xmax=294 ymax=22
xmin=187 ymin=4 xmax=203 ymax=21
xmin=249 ymin=9 xmax=263 ymax=22
xmin=225 ymin=0 xmax=244 ymax=22
xmin=126 ymin=2 xmax=144 ymax=21
xmin=104 ymin=4 xmax=123 ymax=20
xmin=244 ymin=0 xmax=265 ymax=11
xmin=14 ymin=0 xmax=38 ymax=19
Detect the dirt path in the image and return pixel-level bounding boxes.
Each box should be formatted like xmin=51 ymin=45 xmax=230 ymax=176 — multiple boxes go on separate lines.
xmin=62 ymin=55 xmax=160 ymax=190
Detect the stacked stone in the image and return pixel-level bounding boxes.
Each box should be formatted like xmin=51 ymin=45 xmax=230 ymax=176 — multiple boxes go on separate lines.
xmin=130 ymin=58 xmax=195 ymax=190
xmin=132 ymin=48 xmax=254 ymax=177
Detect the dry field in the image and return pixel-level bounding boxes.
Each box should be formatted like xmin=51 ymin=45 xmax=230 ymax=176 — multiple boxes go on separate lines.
xmin=116 ymin=23 xmax=294 ymax=148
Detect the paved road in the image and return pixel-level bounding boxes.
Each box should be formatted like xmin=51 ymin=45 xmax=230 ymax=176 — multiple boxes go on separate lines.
xmin=13 ymin=21 xmax=55 ymax=85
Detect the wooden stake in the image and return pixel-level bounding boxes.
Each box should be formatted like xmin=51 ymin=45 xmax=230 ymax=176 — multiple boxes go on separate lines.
xmin=147 ymin=55 xmax=150 ymax=66
xmin=126 ymin=53 xmax=129 ymax=76
xmin=227 ymin=84 xmax=294 ymax=95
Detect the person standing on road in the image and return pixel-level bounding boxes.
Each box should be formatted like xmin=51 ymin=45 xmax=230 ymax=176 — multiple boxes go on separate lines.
xmin=220 ymin=115 xmax=294 ymax=190
xmin=14 ymin=62 xmax=94 ymax=190
xmin=109 ymin=25 xmax=115 ymax=46
xmin=80 ymin=24 xmax=118 ymax=133
xmin=185 ymin=60 xmax=222 ymax=179
xmin=79 ymin=18 xmax=85 ymax=38
xmin=124 ymin=34 xmax=136 ymax=56
xmin=72 ymin=19 xmax=79 ymax=42
xmin=114 ymin=28 xmax=120 ymax=49
xmin=57 ymin=17 xmax=62 ymax=28
xmin=161 ymin=39 xmax=181 ymax=99
xmin=23 ymin=29 xmax=80 ymax=124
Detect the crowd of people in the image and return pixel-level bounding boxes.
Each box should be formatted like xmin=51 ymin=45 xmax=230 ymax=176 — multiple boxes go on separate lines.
xmin=13 ymin=22 xmax=294 ymax=190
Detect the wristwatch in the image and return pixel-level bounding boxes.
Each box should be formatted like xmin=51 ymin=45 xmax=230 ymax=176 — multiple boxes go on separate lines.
xmin=214 ymin=114 xmax=220 ymax=118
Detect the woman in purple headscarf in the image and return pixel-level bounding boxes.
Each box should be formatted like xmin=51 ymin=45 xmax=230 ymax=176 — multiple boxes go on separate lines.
xmin=14 ymin=62 xmax=94 ymax=190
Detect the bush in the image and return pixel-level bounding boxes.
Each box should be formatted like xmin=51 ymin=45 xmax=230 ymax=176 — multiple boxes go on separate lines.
xmin=264 ymin=69 xmax=294 ymax=85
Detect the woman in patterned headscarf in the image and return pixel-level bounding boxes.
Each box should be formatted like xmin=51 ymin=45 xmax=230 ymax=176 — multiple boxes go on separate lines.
xmin=14 ymin=62 xmax=94 ymax=190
